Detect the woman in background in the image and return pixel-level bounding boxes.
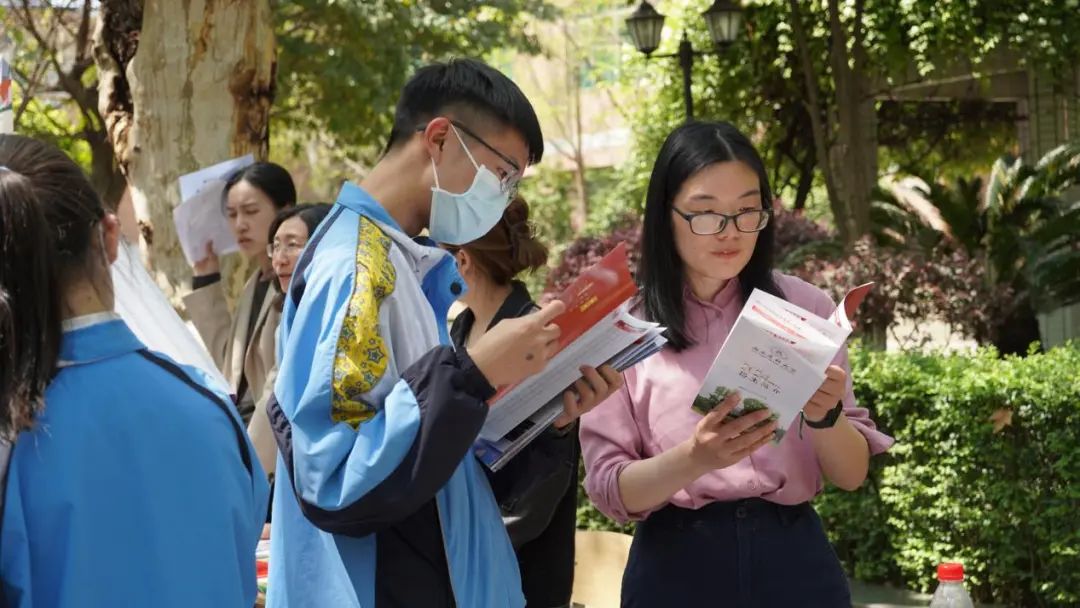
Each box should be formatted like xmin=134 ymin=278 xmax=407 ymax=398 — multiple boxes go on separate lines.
xmin=246 ymin=202 xmax=332 ymax=481
xmin=0 ymin=134 xmax=267 ymax=608
xmin=184 ymin=162 xmax=295 ymax=475
xmin=447 ymin=196 xmax=622 ymax=608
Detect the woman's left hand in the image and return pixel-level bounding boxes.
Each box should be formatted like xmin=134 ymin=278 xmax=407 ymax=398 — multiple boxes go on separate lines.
xmin=553 ymin=364 xmax=624 ymax=429
xmin=802 ymin=365 xmax=847 ymax=423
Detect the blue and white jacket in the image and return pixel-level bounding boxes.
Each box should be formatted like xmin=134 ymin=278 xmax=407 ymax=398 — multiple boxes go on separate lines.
xmin=266 ymin=183 xmax=524 ymax=607
xmin=0 ymin=316 xmax=268 ymax=608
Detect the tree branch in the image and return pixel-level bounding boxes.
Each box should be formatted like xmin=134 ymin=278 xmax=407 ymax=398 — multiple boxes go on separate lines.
xmin=827 ymin=0 xmax=851 ymax=115
xmin=17 ymin=0 xmax=81 ymax=105
xmin=559 ymin=24 xmax=631 ymax=122
xmin=75 ymin=1 xmax=93 ymax=64
xmin=54 ymin=1 xmax=82 ymax=42
xmin=9 ymin=59 xmax=49 ymax=126
xmin=522 ymin=56 xmax=578 ymax=165
xmin=36 ymin=104 xmax=74 ymax=134
xmin=14 ymin=0 xmax=99 ymax=117
xmin=851 ymin=0 xmax=871 ymax=96
xmin=787 ymin=0 xmax=840 ymax=216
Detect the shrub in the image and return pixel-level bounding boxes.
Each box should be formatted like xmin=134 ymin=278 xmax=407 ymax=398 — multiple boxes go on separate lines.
xmin=772 ymin=206 xmax=837 ymax=266
xmin=543 ymin=220 xmax=642 ymax=298
xmin=789 ymin=237 xmax=1011 ymax=348
xmin=542 ymin=208 xmax=832 ymax=299
xmin=822 ymin=343 xmax=1080 ymax=606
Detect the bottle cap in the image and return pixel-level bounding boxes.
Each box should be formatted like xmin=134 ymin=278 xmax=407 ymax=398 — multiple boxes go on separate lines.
xmin=937 ymin=562 xmax=964 ymax=582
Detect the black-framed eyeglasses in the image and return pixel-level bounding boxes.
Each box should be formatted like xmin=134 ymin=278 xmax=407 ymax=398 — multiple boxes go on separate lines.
xmin=672 ymin=207 xmax=772 ymax=235
xmin=416 ymin=119 xmax=523 ymax=196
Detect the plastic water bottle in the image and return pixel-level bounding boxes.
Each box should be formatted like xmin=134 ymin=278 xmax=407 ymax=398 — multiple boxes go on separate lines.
xmin=929 ymin=562 xmax=975 ymax=608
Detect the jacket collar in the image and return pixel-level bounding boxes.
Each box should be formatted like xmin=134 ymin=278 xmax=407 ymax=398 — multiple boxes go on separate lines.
xmin=58 ymin=316 xmax=144 ymax=367
xmin=334 ymin=182 xmax=404 ymax=234
xmin=333 ymin=182 xmax=464 ymax=345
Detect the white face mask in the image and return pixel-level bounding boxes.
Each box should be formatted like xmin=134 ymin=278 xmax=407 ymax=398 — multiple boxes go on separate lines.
xmin=428 ymin=125 xmax=511 ymax=246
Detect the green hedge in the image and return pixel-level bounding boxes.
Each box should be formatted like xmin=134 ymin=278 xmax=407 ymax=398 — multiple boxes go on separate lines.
xmin=577 ymin=343 xmax=1080 ymax=607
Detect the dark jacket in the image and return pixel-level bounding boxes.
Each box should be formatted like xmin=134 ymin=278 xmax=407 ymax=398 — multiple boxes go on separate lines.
xmin=450 ymin=281 xmax=579 ymax=608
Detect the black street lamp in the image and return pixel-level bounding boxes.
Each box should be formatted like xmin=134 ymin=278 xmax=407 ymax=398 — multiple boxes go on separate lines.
xmin=626 ymin=0 xmax=744 ymax=120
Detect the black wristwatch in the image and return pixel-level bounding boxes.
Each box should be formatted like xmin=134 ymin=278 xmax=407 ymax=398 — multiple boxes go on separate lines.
xmin=804 ymin=402 xmax=843 ymax=429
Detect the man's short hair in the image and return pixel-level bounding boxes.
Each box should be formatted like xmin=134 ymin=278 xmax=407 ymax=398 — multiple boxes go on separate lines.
xmin=384 ymin=58 xmax=544 ymax=165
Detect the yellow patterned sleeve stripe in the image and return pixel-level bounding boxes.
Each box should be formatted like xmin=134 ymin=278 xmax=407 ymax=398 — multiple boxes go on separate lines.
xmin=331 ymin=217 xmax=397 ymax=429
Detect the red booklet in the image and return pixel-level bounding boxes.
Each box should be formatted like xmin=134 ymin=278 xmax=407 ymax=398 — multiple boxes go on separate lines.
xmin=476 ymin=242 xmax=666 ymax=471
xmin=489 ymin=243 xmax=637 ymax=403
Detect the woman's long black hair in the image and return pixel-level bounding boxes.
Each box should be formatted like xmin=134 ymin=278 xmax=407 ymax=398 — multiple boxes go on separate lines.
xmin=0 ymin=134 xmax=107 ymax=438
xmin=639 ymin=121 xmax=783 ymax=351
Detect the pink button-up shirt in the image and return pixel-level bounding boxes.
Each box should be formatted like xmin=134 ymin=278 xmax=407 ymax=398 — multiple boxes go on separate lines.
xmin=580 ymin=273 xmax=894 ymax=523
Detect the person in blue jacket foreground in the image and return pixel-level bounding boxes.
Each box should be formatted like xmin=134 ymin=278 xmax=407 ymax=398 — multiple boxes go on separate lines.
xmin=0 ymin=134 xmax=269 ymax=608
xmin=266 ymin=58 xmax=620 ymax=607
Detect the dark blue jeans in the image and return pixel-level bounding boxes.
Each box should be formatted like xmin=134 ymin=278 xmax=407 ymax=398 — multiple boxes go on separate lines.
xmin=621 ymin=499 xmax=850 ymax=607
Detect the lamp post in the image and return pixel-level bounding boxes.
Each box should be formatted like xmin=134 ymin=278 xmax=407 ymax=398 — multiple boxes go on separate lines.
xmin=626 ymin=0 xmax=744 ymax=121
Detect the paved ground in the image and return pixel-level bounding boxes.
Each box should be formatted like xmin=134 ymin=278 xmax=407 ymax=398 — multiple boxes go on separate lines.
xmin=850 ymin=580 xmax=931 ymax=607
xmin=851 ymin=579 xmax=1003 ymax=608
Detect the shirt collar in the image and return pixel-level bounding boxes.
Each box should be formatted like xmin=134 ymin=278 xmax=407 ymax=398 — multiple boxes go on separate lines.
xmin=61 ymin=311 xmax=122 ymax=332
xmin=58 ymin=316 xmax=144 ymax=368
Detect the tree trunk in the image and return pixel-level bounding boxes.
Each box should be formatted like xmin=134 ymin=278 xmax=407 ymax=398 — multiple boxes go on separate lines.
xmin=569 ymin=62 xmax=588 ymax=234
xmin=793 ymin=149 xmax=815 ymax=212
xmin=825 ymin=0 xmax=876 ymax=244
xmin=570 ymin=162 xmax=588 ymax=234
xmin=94 ymin=0 xmax=275 ymax=303
xmin=788 ymin=0 xmax=877 ymax=245
xmin=788 ymin=0 xmax=843 ymax=226
xmin=991 ymin=297 xmax=1043 ymax=356
xmin=86 ymin=127 xmax=128 ymax=211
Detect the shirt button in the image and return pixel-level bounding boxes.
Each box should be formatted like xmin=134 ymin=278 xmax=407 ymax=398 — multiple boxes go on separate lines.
xmin=735 ymin=506 xmax=747 ymax=519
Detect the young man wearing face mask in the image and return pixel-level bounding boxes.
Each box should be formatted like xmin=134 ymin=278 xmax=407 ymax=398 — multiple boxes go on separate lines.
xmin=265 ymin=59 xmax=621 ymax=608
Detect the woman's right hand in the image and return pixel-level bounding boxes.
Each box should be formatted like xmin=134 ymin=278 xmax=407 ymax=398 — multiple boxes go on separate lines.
xmin=686 ymin=392 xmax=777 ymax=473
xmin=193 ymin=242 xmax=220 ymax=277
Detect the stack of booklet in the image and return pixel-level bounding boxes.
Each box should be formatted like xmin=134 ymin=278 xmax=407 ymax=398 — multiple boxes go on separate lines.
xmin=691 ymin=283 xmax=874 ymax=441
xmin=474 ymin=244 xmax=667 ymax=471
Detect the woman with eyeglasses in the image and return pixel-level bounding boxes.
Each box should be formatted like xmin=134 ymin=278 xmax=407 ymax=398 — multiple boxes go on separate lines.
xmin=579 ymin=121 xmax=893 ymax=607
xmin=266 ymin=203 xmax=333 ymax=294
xmin=245 ymin=203 xmax=332 ymax=485
xmin=184 ymin=162 xmax=295 ymax=477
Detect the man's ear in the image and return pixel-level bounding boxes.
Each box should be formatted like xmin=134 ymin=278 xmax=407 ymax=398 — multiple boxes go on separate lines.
xmin=422 ymin=117 xmax=453 ymax=165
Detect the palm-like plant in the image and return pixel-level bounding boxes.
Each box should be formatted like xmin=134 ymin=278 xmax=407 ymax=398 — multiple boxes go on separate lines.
xmin=871 ymin=142 xmax=1080 ymax=354
xmin=993 ymin=144 xmax=1080 ymax=313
